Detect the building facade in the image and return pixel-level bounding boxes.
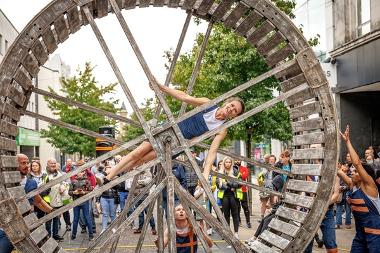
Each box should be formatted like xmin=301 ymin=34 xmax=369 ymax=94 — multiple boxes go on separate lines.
xmin=330 ymin=0 xmax=380 ymax=158
xmin=1 ymin=9 xmax=70 ymax=167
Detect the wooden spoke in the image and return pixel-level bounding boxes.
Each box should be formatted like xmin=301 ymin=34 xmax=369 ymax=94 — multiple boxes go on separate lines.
xmin=99 ymin=178 xmax=168 ymax=249
xmin=187 ymin=83 xmax=309 ymax=148
xmin=153 ymin=11 xmax=192 ymax=122
xmin=178 ymin=21 xmax=213 ymax=116
xmin=32 ymin=87 xmax=140 ymax=127
xmin=195 ymin=143 xmax=293 ymax=176
xmin=174 ymin=180 xmax=250 ymax=253
xmin=23 ymin=135 xmax=146 ymax=200
xmin=28 ymin=159 xmax=160 ymax=230
xmin=176 ymin=59 xmax=297 ymax=124
xmin=156 ymin=182 xmax=165 ymax=253
xmin=82 ymin=5 xmax=163 ymax=156
xmin=21 ymin=110 xmax=124 ymax=146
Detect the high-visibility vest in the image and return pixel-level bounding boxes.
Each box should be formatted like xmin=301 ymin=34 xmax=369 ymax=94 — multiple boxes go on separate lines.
xmin=217 ymin=173 xmax=243 ymax=201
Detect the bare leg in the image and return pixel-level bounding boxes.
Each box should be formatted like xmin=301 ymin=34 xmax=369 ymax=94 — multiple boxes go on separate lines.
xmin=126 ymin=150 xmax=157 ymax=170
xmin=106 ymin=141 xmax=153 ymax=180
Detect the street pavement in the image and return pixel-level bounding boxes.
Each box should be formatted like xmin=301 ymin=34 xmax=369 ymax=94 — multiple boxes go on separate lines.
xmin=58 ymin=189 xmax=355 ymax=252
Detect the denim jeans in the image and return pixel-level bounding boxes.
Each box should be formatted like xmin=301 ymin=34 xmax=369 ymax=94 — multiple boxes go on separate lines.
xmin=72 ymin=201 xmax=93 ymax=237
xmin=119 ymin=191 xmax=127 ymax=211
xmin=336 ymin=192 xmax=351 ymax=225
xmin=136 ymin=197 xmax=155 ymax=229
xmin=0 ymin=230 xmax=13 ymax=253
xmin=45 ymin=215 xmax=60 ymax=237
xmin=100 ymin=197 xmax=117 ymax=231
xmin=320 ymin=206 xmax=337 ymax=250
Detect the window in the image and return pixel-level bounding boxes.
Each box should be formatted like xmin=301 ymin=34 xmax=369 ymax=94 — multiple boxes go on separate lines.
xmin=357 ymin=0 xmax=371 ymax=37
xmin=5 ymin=40 xmax=8 ymax=53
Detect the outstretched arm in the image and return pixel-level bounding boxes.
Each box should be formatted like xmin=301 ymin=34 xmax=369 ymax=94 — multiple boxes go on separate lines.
xmin=329 ymin=176 xmax=341 ymax=205
xmin=157 ymin=83 xmax=210 ymax=107
xmin=202 ymin=129 xmax=227 ymax=180
xmin=340 ymin=125 xmax=378 ymax=197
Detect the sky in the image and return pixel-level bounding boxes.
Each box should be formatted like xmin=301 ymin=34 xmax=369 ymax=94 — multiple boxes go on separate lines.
xmin=0 ymin=0 xmax=207 ymax=113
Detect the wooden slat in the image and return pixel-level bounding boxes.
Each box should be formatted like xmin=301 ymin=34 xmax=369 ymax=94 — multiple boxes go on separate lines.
xmin=124 ymin=0 xmax=136 ymax=9
xmin=235 ymin=10 xmax=262 ymax=37
xmin=139 ymin=0 xmax=150 ymax=7
xmin=0 ymin=119 xmax=18 ymax=137
xmin=292 ymin=147 xmax=324 ymax=160
xmin=17 ymin=198 xmax=32 ymax=215
xmin=224 ymin=3 xmax=250 ymax=29
xmin=13 ymin=68 xmax=33 ymax=91
xmin=168 ymin=0 xmax=181 ymax=8
xmin=281 ymin=73 xmax=307 ymax=92
xmin=0 ymin=137 xmax=17 ymax=152
xmin=291 ymin=164 xmax=322 ymax=176
xmin=7 ymin=86 xmax=26 ymax=107
xmin=96 ymin=0 xmax=109 ymax=17
xmin=275 ymin=206 xmax=308 ymax=223
xmin=257 ymin=32 xmax=284 ymax=56
xmin=0 ymin=101 xmax=21 ymax=121
xmin=23 ymin=53 xmax=40 ymax=77
xmin=30 ymin=225 xmax=49 ymax=245
xmin=57 ymin=248 xmax=66 ymax=253
xmin=266 ymin=44 xmax=294 ymax=67
xmin=2 ymin=171 xmax=21 ymax=184
xmin=283 ymin=192 xmax=314 ymax=209
xmin=24 ymin=212 xmax=38 ymax=227
xmin=42 ymin=28 xmax=58 ymax=54
xmin=212 ymin=1 xmax=234 ymax=21
xmin=41 ymin=237 xmax=58 ymax=253
xmin=293 ymin=132 xmax=324 ymax=146
xmin=0 ymin=155 xmax=18 ymax=168
xmin=182 ymin=0 xmax=197 ymax=10
xmin=54 ymin=15 xmax=69 ymax=43
xmin=286 ymin=179 xmax=319 ymax=193
xmin=259 ymin=230 xmax=290 ymax=250
xmin=286 ymin=88 xmax=314 ymax=106
xmin=275 ymin=62 xmax=302 ymax=80
xmin=289 ymin=102 xmax=321 ymax=119
xmin=196 ymin=0 xmax=214 ymax=16
xmin=80 ymin=2 xmax=94 ymax=25
xmin=67 ymin=6 xmax=82 ymax=33
xmin=268 ymin=218 xmax=300 ymax=237
xmin=249 ymin=239 xmax=279 ymax=253
xmin=153 ymin=0 xmax=165 ymax=7
xmin=292 ymin=117 xmax=324 ymax=132
xmin=247 ymin=20 xmax=275 ymax=45
xmin=7 ymin=186 xmax=26 ymax=199
xmin=31 ymin=39 xmax=49 ymax=65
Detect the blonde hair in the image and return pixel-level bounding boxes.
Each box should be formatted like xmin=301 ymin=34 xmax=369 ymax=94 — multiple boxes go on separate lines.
xmin=220 ymin=156 xmax=235 ymax=177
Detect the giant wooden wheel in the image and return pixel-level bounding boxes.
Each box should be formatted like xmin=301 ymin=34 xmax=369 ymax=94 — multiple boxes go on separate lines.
xmin=0 ymin=0 xmax=338 ymax=252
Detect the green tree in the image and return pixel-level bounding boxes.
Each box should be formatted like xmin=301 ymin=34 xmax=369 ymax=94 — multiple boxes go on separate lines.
xmin=41 ymin=63 xmax=119 ymax=157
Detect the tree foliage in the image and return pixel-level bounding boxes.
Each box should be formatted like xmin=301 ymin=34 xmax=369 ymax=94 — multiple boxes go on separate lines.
xmin=41 ymin=63 xmax=119 ymax=157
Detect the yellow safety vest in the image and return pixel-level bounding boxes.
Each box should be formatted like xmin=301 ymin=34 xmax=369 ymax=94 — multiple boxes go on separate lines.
xmin=217 ymin=173 xmax=243 ymax=201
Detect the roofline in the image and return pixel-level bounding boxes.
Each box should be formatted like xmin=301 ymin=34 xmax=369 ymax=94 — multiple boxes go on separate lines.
xmin=0 ymin=8 xmax=20 ymax=34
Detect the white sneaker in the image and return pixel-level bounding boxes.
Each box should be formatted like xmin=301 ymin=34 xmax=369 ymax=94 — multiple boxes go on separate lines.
xmin=207 ymin=228 xmax=212 ymax=235
xmin=226 ymin=245 xmax=232 ymax=249
xmin=234 ymin=232 xmax=239 ymax=239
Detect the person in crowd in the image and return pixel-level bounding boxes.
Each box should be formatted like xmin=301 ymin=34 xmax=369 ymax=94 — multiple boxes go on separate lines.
xmin=335 ymin=162 xmax=352 ymax=229
xmin=206 ymin=164 xmax=218 ymax=235
xmin=28 ymin=160 xmax=49 ymax=219
xmin=163 ymin=163 xmax=187 ymax=216
xmin=217 ymin=157 xmax=242 ymax=239
xmin=63 ymin=158 xmax=74 ymax=172
xmin=258 ymin=154 xmax=271 ymax=220
xmin=98 ymin=165 xmax=119 ymax=234
xmin=133 ymin=168 xmax=157 ymax=235
xmin=155 ymin=204 xmax=213 ymax=252
xmin=235 ymin=159 xmax=251 ymax=228
xmin=69 ymin=170 xmax=94 ymax=240
xmin=185 ymin=149 xmax=202 ymax=196
xmin=338 ymin=125 xmax=380 ymax=252
xmin=274 ymin=150 xmax=292 ymax=191
xmin=194 ymin=181 xmax=206 ymax=231
xmin=0 ymin=154 xmax=52 ymax=253
xmin=45 ymin=158 xmax=65 ymax=241
xmin=101 ymin=82 xmax=245 ymax=184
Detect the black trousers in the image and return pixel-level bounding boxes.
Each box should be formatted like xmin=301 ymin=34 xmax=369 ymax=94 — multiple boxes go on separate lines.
xmin=238 ymin=191 xmax=250 ymax=223
xmin=222 ymin=193 xmax=239 ymax=232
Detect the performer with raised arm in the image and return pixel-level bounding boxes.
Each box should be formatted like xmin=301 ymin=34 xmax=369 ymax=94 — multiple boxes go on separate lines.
xmin=102 ymin=82 xmax=244 ymax=184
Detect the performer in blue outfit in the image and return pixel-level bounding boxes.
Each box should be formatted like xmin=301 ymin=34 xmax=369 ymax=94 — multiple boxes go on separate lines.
xmin=105 ymin=82 xmax=244 ymax=182
xmin=338 ymin=125 xmax=380 ymax=253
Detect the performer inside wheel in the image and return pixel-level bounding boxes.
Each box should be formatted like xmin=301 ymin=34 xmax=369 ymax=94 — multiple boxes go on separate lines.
xmin=102 ymin=81 xmax=244 ymax=184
